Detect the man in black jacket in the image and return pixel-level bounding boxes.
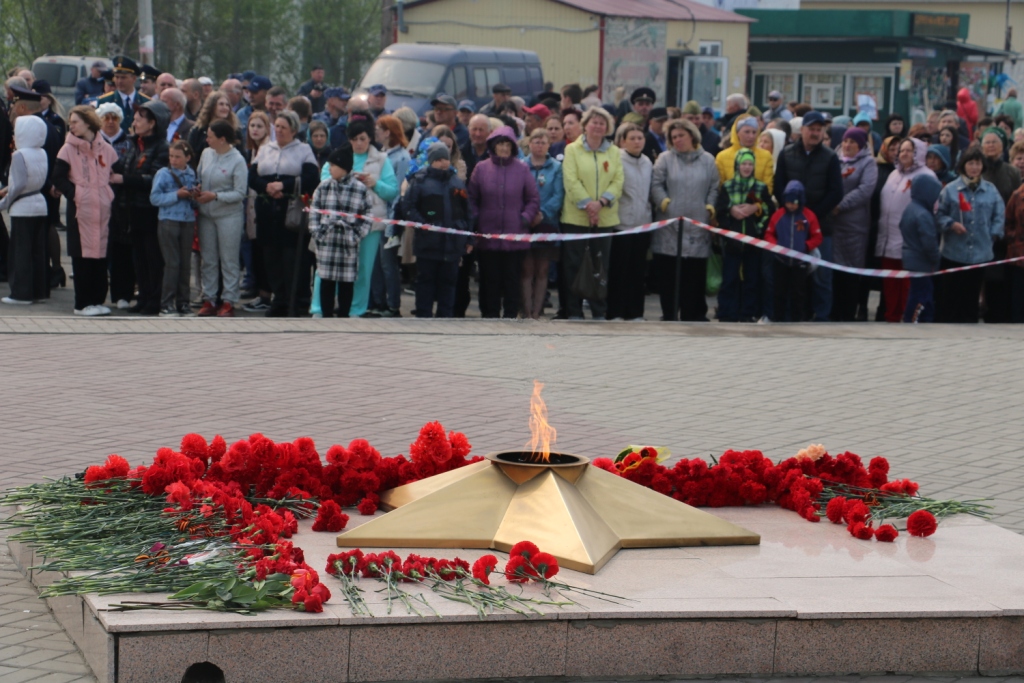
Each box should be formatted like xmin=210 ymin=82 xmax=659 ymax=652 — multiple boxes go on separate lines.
xmin=773 ymin=110 xmax=845 ymax=321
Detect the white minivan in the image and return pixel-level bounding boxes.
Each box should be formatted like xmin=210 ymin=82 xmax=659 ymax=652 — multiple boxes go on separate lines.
xmin=31 ymin=55 xmax=110 ymax=111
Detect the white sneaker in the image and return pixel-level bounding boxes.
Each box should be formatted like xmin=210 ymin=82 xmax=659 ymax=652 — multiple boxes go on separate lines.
xmin=757 ymin=316 xmax=771 ymax=324
xmin=94 ymin=305 xmax=111 ymax=315
xmin=1 ymin=297 xmax=31 ymax=305
xmin=116 ymin=299 xmax=131 ymax=310
xmin=383 ymin=236 xmax=401 ymax=249
xmin=76 ymin=305 xmax=106 ymax=317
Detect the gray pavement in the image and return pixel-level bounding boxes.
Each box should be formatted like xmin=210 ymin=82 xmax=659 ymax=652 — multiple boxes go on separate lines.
xmin=1 ymin=317 xmax=1023 ymax=682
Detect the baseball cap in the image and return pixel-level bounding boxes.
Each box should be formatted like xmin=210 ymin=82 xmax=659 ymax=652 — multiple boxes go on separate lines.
xmin=247 ymin=76 xmax=272 ymax=92
xmin=91 ymin=60 xmax=107 ymax=70
xmin=649 ymin=106 xmax=669 ymax=120
xmin=803 ymin=110 xmax=827 ymax=126
xmin=768 ymin=90 xmax=783 ymax=100
xmin=492 ymin=83 xmax=512 ymax=94
xmin=457 ymin=99 xmax=476 ymax=113
xmin=241 ymin=70 xmax=257 ymax=82
xmin=523 ymin=103 xmax=551 ymax=119
xmin=367 ymin=84 xmax=387 ymax=97
xmin=324 ymin=87 xmax=349 ymax=100
xmin=431 ymin=94 xmax=457 ymax=109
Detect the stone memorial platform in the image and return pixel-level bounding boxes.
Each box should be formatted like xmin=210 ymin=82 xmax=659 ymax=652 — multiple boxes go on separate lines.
xmin=10 ymin=505 xmax=1024 ymax=683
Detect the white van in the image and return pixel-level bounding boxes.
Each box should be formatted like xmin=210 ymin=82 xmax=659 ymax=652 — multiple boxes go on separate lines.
xmin=31 ymin=55 xmax=110 ymax=111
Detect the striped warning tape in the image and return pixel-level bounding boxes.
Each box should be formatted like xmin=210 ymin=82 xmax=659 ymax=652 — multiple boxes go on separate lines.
xmin=305 ymin=209 xmax=1024 ymax=278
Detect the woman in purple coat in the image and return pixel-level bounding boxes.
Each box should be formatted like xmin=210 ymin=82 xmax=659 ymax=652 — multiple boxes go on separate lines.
xmin=468 ymin=126 xmax=540 ymax=318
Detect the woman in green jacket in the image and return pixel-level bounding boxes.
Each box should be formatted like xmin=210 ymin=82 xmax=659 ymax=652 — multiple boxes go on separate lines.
xmin=560 ymin=106 xmax=624 ymax=319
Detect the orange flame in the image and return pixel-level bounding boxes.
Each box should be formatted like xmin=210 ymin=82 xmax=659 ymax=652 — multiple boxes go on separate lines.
xmin=526 ymin=380 xmax=557 ymax=462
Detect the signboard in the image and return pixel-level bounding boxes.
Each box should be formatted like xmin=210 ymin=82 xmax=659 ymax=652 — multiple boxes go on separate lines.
xmin=911 ymin=14 xmax=961 ymax=39
xmin=602 ymin=18 xmax=666 ymax=105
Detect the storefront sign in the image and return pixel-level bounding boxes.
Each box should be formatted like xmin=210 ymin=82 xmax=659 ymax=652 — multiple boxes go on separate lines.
xmin=602 ymin=18 xmax=666 ymax=105
xmin=911 ymin=13 xmax=961 ymax=39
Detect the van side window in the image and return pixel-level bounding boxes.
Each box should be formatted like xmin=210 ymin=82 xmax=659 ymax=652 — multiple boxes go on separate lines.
xmin=503 ymin=67 xmax=527 ymax=94
xmin=528 ymin=67 xmax=543 ymax=94
xmin=442 ymin=67 xmax=468 ymax=100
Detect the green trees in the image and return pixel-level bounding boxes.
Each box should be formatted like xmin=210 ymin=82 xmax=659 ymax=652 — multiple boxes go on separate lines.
xmin=1 ymin=0 xmax=382 ymax=94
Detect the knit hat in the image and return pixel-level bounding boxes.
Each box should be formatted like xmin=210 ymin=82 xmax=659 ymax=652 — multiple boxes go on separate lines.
xmin=328 ymin=144 xmax=354 ymax=172
xmin=426 ymin=141 xmax=450 ymax=164
xmin=983 ymin=126 xmax=1008 ymax=150
xmin=734 ymin=148 xmax=756 ymax=170
xmin=682 ymin=100 xmax=701 ymax=116
xmin=736 ymin=116 xmax=758 ymax=132
xmin=842 ymin=127 xmax=868 ymax=149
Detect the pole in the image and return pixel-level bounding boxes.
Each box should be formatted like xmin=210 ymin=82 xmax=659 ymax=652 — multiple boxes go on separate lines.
xmin=672 ymin=219 xmax=682 ymax=321
xmin=137 ymin=0 xmax=154 ymax=65
xmin=1006 ymin=0 xmax=1013 ymax=53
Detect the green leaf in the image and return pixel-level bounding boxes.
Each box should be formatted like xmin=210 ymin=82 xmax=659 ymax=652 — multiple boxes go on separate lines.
xmin=216 ymin=588 xmax=233 ymax=602
xmin=170 ymin=581 xmax=212 ymax=599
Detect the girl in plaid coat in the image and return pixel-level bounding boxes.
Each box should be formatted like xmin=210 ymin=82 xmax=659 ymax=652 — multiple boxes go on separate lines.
xmin=308 ymin=145 xmax=373 ymax=317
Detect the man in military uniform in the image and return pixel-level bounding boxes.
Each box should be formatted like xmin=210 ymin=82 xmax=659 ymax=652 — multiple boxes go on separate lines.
xmin=96 ymin=55 xmax=149 ymax=134
xmin=139 ymin=64 xmax=162 ymax=98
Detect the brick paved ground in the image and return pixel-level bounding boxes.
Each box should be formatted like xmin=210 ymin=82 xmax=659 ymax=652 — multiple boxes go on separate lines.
xmin=1 ymin=318 xmax=1023 ymax=682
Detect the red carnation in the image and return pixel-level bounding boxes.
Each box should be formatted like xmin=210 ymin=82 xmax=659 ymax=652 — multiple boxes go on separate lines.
xmin=825 ymin=496 xmax=847 ymax=524
xmin=104 ymin=454 xmax=131 ymax=478
xmin=530 ymin=551 xmax=559 ymax=579
xmin=509 ymin=540 xmax=539 ymax=561
xmin=592 ymin=457 xmax=617 ymax=473
xmin=842 ymin=499 xmax=871 ymax=525
xmin=472 ymin=555 xmax=498 ymax=584
xmin=165 ymin=481 xmax=193 ymax=510
xmin=357 ymin=494 xmax=378 ymax=516
xmin=311 ymin=583 xmax=331 ymax=603
xmin=504 ymin=555 xmax=535 ymax=583
xmin=874 ymin=524 xmax=899 ymax=542
xmin=847 ymin=521 xmax=874 ymax=540
xmin=311 ymin=500 xmax=349 ymax=532
xmin=907 ymin=509 xmax=937 ymax=537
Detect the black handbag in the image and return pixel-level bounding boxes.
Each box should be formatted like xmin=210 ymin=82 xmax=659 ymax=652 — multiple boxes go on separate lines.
xmin=284 ymin=177 xmax=306 ymax=233
xmin=571 ymin=243 xmax=607 ymax=301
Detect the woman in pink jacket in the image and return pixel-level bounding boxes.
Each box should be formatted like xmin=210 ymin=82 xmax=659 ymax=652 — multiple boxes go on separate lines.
xmin=874 ymin=137 xmax=936 ymax=322
xmin=52 ymin=105 xmax=117 ymax=316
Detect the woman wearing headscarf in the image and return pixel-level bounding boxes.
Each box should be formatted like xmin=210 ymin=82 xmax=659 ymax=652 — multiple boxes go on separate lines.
xmin=112 ymin=100 xmax=171 ymax=315
xmin=96 ymin=101 xmax=135 ymax=309
xmin=758 ymin=128 xmax=787 ymax=171
xmin=249 ymin=110 xmax=320 ymax=316
xmin=0 ymin=116 xmax=49 ymax=305
xmin=650 ymin=118 xmax=720 ymax=321
xmin=958 ymin=88 xmax=979 ymax=138
xmin=52 ymin=105 xmax=117 ymax=315
xmin=559 ymin=107 xmax=622 ymax=320
xmin=468 ymin=125 xmax=540 ymax=318
xmin=875 ymin=137 xmax=935 ymax=322
xmin=979 ymin=126 xmax=1020 ymax=322
xmin=830 ymin=127 xmax=878 ymax=321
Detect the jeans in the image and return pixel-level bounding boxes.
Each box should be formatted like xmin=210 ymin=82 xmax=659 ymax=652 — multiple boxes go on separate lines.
xmin=718 ymin=247 xmax=761 ymax=321
xmin=903 ymin=276 xmax=934 ymax=323
xmin=810 ymin=234 xmax=832 ymax=321
xmin=415 ymin=257 xmax=460 ymax=317
xmin=350 ymin=231 xmax=381 ymax=317
xmin=158 ymin=219 xmax=193 ymax=309
xmin=371 ymin=233 xmax=402 ymax=311
xmin=199 ymin=214 xmax=244 ymax=304
xmin=561 ymin=225 xmax=613 ymax=319
xmin=240 ymin=233 xmax=256 ymax=292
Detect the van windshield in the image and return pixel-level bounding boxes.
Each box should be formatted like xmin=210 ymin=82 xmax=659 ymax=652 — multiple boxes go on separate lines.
xmin=359 ymin=58 xmax=445 ymax=98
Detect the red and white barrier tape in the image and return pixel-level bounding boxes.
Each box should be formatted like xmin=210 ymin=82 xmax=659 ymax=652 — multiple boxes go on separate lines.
xmin=305 ymin=208 xmax=1024 ymax=279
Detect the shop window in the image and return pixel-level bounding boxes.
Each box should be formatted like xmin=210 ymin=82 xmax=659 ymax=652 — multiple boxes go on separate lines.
xmin=764 ymin=74 xmax=796 ymax=105
xmin=802 ymin=74 xmax=844 ymax=109
xmin=851 ymin=76 xmax=885 ymax=118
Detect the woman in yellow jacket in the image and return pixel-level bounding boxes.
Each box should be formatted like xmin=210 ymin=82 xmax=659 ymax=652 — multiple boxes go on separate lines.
xmin=561 ymin=106 xmax=624 ymax=319
xmin=716 ymin=116 xmax=774 ymax=194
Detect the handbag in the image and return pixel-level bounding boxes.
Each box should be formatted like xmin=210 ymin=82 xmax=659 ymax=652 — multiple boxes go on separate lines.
xmin=284 ymin=177 xmax=306 ymax=233
xmin=571 ymin=243 xmax=608 ymax=301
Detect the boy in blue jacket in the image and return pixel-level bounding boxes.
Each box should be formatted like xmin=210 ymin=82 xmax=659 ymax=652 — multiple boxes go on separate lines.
xmin=150 ymin=140 xmax=198 ymax=317
xmin=402 ymin=142 xmax=470 ymax=318
xmin=899 ymin=174 xmax=942 ymax=322
xmin=765 ymin=180 xmax=822 ymax=322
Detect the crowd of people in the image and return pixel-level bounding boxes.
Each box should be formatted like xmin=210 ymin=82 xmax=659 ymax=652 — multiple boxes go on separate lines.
xmin=2 ymin=57 xmax=1024 ymax=323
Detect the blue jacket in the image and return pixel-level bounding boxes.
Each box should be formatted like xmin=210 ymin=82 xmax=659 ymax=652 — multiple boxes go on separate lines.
xmin=403 ymin=166 xmax=470 ymax=263
xmin=937 ymin=176 xmax=1005 ymax=264
xmin=149 ymin=166 xmax=198 ymax=222
xmin=528 ymin=156 xmax=564 ymax=228
xmin=899 ymin=174 xmax=942 ymax=272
